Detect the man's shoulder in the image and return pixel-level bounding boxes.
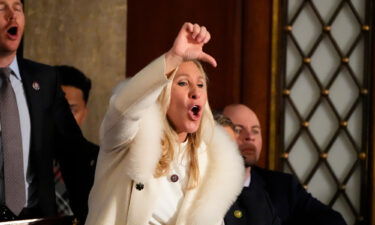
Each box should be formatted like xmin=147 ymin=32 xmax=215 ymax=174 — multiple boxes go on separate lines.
xmin=252 ymin=166 xmax=296 ymax=186
xmin=19 ymin=58 xmax=54 ymax=71
xmin=253 ymin=166 xmax=293 ymax=178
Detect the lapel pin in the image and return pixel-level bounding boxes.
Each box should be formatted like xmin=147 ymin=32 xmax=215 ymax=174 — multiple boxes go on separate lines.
xmin=32 ymin=81 xmax=40 ymax=91
xmin=234 ymin=209 xmax=243 ymax=218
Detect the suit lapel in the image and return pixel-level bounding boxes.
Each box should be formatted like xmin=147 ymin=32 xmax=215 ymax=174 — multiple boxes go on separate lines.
xmin=18 ymin=58 xmax=41 ymax=112
xmin=252 ymin=168 xmax=266 ymax=189
xmin=224 ymin=169 xmax=277 ymax=225
xmin=224 ymin=199 xmax=249 ymax=225
xmin=18 ymin=58 xmax=44 ymax=159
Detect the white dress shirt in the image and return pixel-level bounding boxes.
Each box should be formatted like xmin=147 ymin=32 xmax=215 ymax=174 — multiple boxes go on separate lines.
xmin=149 ymin=141 xmax=189 ymax=225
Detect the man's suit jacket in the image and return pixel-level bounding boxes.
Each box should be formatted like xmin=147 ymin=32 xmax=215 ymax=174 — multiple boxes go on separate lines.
xmin=17 ymin=57 xmax=95 ymax=221
xmin=226 ymin=166 xmax=347 ymax=225
xmin=225 ymin=169 xmax=281 ymax=225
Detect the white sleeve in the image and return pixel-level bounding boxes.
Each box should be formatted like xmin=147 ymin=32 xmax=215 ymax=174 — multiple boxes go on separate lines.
xmin=99 ymin=54 xmax=176 ymax=152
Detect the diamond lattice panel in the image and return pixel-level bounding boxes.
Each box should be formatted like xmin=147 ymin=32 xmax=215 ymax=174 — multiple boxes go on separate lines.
xmin=351 ymin=0 xmax=366 ymax=21
xmin=310 ymin=37 xmax=340 ymax=86
xmin=309 ymin=101 xmax=338 ymax=149
xmin=282 ymin=0 xmax=371 ymax=224
xmin=308 ymin=163 xmax=337 ymax=204
xmin=329 ymin=70 xmax=359 ymax=118
xmin=288 ymin=133 xmax=319 ymax=181
xmin=345 ymin=165 xmax=361 ymax=214
xmin=332 ymin=195 xmax=356 ymax=225
xmin=311 ymin=0 xmax=340 ymax=22
xmin=330 ymin=4 xmax=361 ymax=54
xmin=347 ymin=103 xmax=362 ymax=148
xmin=292 ymin=4 xmax=321 ymax=53
xmin=284 ymin=101 xmax=301 ymax=147
xmin=327 ymin=134 xmax=357 ymax=182
xmin=286 ymin=37 xmax=302 ymax=84
xmin=348 ymin=39 xmax=364 ymax=86
xmin=288 ymin=0 xmax=304 ymax=21
xmin=289 ymin=69 xmax=320 ymax=118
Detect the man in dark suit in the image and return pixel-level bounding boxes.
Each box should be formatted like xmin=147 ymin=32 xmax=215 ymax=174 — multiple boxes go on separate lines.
xmin=0 ymin=0 xmax=92 ymax=222
xmin=223 ymin=104 xmax=347 ymax=225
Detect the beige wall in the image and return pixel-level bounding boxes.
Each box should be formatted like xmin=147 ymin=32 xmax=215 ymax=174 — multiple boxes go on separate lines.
xmin=23 ymin=0 xmax=127 ymax=144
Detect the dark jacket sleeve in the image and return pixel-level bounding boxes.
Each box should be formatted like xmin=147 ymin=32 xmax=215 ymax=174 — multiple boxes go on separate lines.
xmin=258 ymin=167 xmax=347 ymax=225
xmin=287 ymin=176 xmax=347 ymax=225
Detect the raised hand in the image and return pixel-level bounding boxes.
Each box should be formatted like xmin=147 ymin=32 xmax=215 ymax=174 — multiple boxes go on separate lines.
xmin=165 ymin=22 xmax=217 ymax=73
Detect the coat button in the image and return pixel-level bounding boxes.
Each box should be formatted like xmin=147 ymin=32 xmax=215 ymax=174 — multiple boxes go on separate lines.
xmin=170 ymin=174 xmax=179 ymax=182
xmin=136 ymin=182 xmax=144 ymax=190
xmin=234 ymin=210 xmax=243 ymax=218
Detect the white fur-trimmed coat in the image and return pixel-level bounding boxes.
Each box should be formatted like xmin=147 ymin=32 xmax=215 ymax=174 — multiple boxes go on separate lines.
xmin=85 ymin=55 xmax=245 ymax=225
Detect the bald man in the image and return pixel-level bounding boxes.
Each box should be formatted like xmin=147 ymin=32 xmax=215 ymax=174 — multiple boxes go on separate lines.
xmin=223 ymin=104 xmax=262 ymax=168
xmin=223 ymin=104 xmax=347 ymax=225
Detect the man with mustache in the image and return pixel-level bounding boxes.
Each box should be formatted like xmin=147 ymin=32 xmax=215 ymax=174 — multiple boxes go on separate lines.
xmin=223 ymin=104 xmax=347 ymax=225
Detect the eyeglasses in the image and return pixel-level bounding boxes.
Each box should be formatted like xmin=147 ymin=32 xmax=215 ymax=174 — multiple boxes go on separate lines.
xmin=233 ymin=124 xmax=244 ymax=135
xmin=233 ymin=124 xmax=261 ymax=137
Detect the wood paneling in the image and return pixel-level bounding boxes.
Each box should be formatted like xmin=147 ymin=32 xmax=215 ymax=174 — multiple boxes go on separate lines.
xmin=240 ymin=0 xmax=272 ymax=168
xmin=127 ymin=0 xmax=243 ymax=107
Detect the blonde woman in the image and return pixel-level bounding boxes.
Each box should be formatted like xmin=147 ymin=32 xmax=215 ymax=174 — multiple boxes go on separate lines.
xmin=85 ymin=22 xmax=244 ymax=225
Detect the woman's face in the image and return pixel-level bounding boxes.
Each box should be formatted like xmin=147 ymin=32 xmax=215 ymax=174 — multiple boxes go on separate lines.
xmin=167 ymin=61 xmax=207 ymax=141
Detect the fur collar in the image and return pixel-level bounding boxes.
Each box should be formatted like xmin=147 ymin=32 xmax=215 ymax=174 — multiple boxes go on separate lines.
xmin=182 ymin=125 xmax=245 ymax=225
xmin=125 ymin=102 xmax=245 ymax=224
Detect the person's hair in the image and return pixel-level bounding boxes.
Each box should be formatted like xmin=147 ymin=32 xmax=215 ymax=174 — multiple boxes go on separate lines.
xmin=213 ymin=112 xmax=236 ymax=131
xmin=55 ymin=65 xmax=92 ymax=104
xmin=154 ymin=60 xmax=214 ymax=190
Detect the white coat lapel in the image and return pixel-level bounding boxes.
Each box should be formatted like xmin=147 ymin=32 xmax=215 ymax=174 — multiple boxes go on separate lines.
xmin=176 ymin=125 xmax=245 ymax=225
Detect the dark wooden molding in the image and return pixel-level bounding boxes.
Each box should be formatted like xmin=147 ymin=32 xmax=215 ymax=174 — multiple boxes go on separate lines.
xmin=240 ymin=0 xmax=273 ymax=168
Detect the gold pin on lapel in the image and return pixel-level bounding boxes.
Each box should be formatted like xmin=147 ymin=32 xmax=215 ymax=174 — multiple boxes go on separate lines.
xmin=32 ymin=81 xmax=40 ymax=91
xmin=234 ymin=210 xmax=243 ymax=218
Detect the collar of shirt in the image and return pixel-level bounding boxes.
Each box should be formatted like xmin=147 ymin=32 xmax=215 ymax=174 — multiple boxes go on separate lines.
xmin=9 ymin=56 xmax=21 ymax=80
xmin=244 ymin=173 xmax=251 ymax=187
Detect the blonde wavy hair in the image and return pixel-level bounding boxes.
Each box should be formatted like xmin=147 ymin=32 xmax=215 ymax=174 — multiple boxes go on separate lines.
xmin=154 ymin=60 xmax=215 ymax=190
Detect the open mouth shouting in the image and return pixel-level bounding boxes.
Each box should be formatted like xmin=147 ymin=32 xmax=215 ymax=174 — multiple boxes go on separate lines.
xmin=7 ymin=26 xmax=18 ymax=40
xmin=188 ymin=105 xmax=202 ymax=121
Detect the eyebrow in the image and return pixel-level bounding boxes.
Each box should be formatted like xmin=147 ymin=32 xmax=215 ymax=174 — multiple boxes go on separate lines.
xmin=0 ymin=1 xmax=24 ymax=8
xmin=235 ymin=124 xmax=260 ymax=129
xmin=174 ymin=74 xmax=189 ymax=79
xmin=174 ymin=73 xmax=205 ymax=81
